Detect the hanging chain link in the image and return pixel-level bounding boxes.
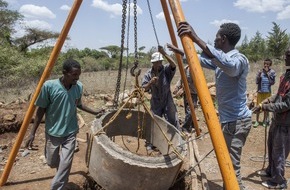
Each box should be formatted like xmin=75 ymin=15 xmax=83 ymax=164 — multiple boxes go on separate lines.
xmin=130 ymin=0 xmax=140 ymax=77
xmin=134 ymin=0 xmax=138 ymax=61
xmin=113 ymin=0 xmax=127 ymax=108
xmin=122 ymin=0 xmax=131 ymax=97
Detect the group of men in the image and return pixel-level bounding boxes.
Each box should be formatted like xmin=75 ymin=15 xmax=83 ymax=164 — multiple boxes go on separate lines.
xmin=142 ymin=22 xmax=290 ymax=190
xmin=24 ymin=21 xmax=290 ymax=190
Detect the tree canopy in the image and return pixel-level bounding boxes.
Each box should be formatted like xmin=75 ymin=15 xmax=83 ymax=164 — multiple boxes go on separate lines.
xmin=238 ymin=22 xmax=289 ymax=61
xmin=0 ymin=0 xmax=290 ymax=88
xmin=0 ymin=0 xmax=22 ymax=45
xmin=267 ymin=22 xmax=290 ymax=59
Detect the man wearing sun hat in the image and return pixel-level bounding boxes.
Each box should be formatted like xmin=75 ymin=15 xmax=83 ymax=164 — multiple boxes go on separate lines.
xmin=142 ymin=45 xmax=180 ymax=130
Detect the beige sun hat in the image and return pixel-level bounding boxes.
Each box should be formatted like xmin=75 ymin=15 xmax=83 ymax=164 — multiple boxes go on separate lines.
xmin=151 ymin=52 xmax=164 ymax=63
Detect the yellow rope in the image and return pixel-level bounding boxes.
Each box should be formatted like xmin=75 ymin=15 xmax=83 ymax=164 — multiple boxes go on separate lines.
xmin=135 ymin=87 xmax=185 ymax=160
xmin=89 ymin=85 xmax=186 ymax=161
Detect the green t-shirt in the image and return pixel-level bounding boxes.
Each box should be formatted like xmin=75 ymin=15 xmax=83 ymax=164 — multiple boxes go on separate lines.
xmin=35 ymin=79 xmax=83 ymax=137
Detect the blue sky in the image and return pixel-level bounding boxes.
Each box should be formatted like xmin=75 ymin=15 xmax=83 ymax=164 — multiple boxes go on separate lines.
xmin=5 ymin=0 xmax=290 ymax=52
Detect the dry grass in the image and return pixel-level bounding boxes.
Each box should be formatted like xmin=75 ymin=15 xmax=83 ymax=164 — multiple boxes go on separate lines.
xmin=0 ymin=60 xmax=285 ymax=103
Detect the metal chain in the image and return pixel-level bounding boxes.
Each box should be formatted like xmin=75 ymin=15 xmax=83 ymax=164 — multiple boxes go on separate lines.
xmin=130 ymin=0 xmax=140 ymax=77
xmin=122 ymin=0 xmax=131 ymax=97
xmin=134 ymin=0 xmax=138 ymax=61
xmin=146 ymin=0 xmax=160 ymax=46
xmin=113 ymin=0 xmax=127 ymax=108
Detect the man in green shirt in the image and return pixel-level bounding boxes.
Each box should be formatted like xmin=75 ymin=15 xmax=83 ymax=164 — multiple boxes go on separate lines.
xmin=25 ymin=59 xmax=104 ymax=190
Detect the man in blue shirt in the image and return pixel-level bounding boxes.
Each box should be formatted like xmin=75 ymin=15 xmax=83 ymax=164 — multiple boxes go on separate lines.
xmin=178 ymin=22 xmax=252 ymax=190
xmin=25 ymin=59 xmax=104 ymax=190
xmin=142 ymin=45 xmax=180 ymax=130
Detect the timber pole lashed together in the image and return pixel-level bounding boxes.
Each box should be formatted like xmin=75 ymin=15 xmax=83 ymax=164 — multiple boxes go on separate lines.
xmin=0 ymin=0 xmax=83 ymax=186
xmin=160 ymin=0 xmax=200 ymax=136
xmin=167 ymin=0 xmax=239 ymax=189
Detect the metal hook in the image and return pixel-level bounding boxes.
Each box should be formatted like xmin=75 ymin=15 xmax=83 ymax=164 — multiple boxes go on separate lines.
xmin=130 ymin=61 xmax=141 ymax=77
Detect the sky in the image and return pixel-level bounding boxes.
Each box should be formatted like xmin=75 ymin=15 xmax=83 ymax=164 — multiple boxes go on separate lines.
xmin=4 ymin=0 xmax=290 ymax=53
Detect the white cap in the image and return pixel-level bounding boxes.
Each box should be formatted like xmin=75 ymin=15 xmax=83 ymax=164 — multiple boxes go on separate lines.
xmin=151 ymin=52 xmax=164 ymax=63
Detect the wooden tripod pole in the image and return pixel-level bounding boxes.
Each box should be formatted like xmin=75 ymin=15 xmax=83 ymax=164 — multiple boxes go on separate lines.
xmin=167 ymin=0 xmax=239 ymax=189
xmin=160 ymin=0 xmax=200 ymax=136
xmin=0 ymin=0 xmax=83 ymax=186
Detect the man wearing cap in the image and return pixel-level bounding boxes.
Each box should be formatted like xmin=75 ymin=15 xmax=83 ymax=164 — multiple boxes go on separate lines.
xmin=142 ymin=45 xmax=180 ymax=130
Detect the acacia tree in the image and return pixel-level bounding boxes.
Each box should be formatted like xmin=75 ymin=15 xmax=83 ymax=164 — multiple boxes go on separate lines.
xmin=0 ymin=0 xmax=62 ymax=53
xmin=137 ymin=46 xmax=147 ymax=58
xmin=13 ymin=28 xmax=60 ymax=53
xmin=100 ymin=45 xmax=122 ymax=58
xmin=267 ymin=22 xmax=289 ymax=59
xmin=0 ymin=0 xmax=22 ymax=45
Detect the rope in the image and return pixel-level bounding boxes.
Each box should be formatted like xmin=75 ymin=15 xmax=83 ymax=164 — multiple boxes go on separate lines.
xmin=139 ymin=90 xmax=184 ymax=160
xmin=146 ymin=0 xmax=160 ymax=46
xmin=176 ymin=131 xmax=209 ymax=148
xmin=249 ymin=123 xmax=290 ymax=167
xmin=262 ymin=121 xmax=268 ymax=169
xmin=175 ymin=149 xmax=214 ymax=183
xmin=88 ymin=85 xmax=186 ymax=161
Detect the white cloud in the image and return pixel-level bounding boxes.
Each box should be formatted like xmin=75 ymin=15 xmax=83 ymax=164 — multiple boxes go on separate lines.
xmin=210 ymin=19 xmax=240 ymax=27
xmin=156 ymin=12 xmax=165 ymax=20
xmin=91 ymin=0 xmax=142 ymax=17
xmin=233 ymin=0 xmax=286 ymax=13
xmin=156 ymin=12 xmax=174 ymax=22
xmin=13 ymin=19 xmax=52 ymax=38
xmin=277 ymin=5 xmax=290 ymax=20
xmin=5 ymin=0 xmax=18 ymax=4
xmin=19 ymin=4 xmax=56 ymax=19
xmin=21 ymin=20 xmax=52 ymax=30
xmin=91 ymin=0 xmax=123 ymax=16
xmin=60 ymin=5 xmax=71 ymax=11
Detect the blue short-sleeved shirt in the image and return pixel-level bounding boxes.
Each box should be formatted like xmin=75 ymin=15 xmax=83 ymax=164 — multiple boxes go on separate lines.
xmin=35 ymin=79 xmax=83 ymax=137
xmin=199 ymin=44 xmax=252 ymax=123
xmin=256 ymin=69 xmax=276 ymax=93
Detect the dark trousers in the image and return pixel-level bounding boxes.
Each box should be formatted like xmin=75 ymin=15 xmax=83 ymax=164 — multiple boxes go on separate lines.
xmin=266 ymin=121 xmax=290 ymax=185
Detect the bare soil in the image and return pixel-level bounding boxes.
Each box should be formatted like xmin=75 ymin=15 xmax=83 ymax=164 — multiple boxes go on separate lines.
xmin=0 ymin=64 xmax=289 ymax=190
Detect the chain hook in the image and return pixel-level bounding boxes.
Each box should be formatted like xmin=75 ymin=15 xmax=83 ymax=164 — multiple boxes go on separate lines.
xmin=130 ymin=61 xmax=141 ymax=77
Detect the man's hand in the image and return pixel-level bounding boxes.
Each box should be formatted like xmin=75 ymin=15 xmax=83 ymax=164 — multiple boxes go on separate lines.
xmin=167 ymin=44 xmax=184 ymax=56
xmin=252 ymin=104 xmax=262 ymax=113
xmin=150 ymin=77 xmax=158 ymax=85
xmin=177 ymin=21 xmax=197 ymax=41
xmin=158 ymin=45 xmax=165 ymax=54
xmin=24 ymin=134 xmax=35 ymax=150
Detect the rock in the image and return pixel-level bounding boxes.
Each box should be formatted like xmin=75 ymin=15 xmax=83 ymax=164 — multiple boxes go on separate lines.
xmin=21 ymin=149 xmax=30 ymax=157
xmin=3 ymin=114 xmax=16 ymax=122
xmin=39 ymin=155 xmax=47 ymax=164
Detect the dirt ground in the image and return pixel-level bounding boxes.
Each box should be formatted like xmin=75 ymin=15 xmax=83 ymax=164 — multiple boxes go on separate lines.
xmin=0 ymin=64 xmax=289 ymax=190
